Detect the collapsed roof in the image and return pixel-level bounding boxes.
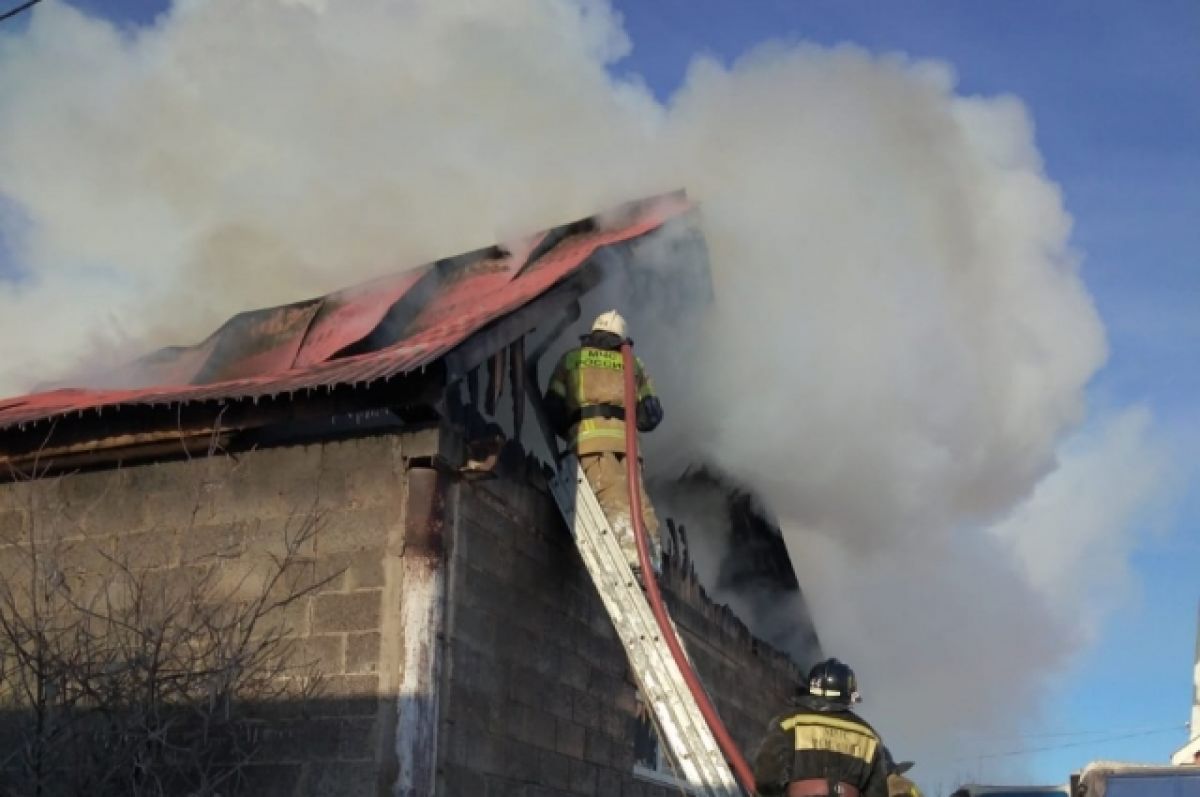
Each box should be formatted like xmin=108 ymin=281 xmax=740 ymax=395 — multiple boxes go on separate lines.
xmin=0 ymin=193 xmax=694 ymax=471
xmin=0 ymin=193 xmax=690 ymax=432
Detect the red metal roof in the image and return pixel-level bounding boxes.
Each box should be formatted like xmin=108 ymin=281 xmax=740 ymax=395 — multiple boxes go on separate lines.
xmin=0 ymin=194 xmax=689 ymax=432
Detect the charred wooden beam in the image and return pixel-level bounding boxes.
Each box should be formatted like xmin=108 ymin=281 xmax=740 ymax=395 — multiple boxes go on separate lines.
xmin=509 ymin=335 xmax=526 ymax=440
xmin=466 ymin=366 xmax=480 ymax=411
xmin=0 ymin=366 xmax=445 ymax=480
xmin=2 ymin=430 xmax=234 ymax=478
xmin=441 ymin=274 xmax=590 ymax=383
xmin=484 ymin=350 xmax=503 ymax=417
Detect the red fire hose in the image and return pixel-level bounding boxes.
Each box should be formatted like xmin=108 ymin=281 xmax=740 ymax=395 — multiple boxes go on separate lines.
xmin=620 ymin=342 xmax=758 ymax=796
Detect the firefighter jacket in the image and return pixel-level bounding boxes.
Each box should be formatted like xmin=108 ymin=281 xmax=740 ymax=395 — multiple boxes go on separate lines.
xmin=888 ymin=772 xmax=923 ymax=797
xmin=751 ymin=695 xmax=890 ymax=797
xmin=543 ymin=339 xmax=662 ymax=455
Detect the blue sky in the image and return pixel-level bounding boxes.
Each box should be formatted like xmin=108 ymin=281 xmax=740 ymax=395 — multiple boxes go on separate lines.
xmin=3 ymin=0 xmax=1198 ymax=787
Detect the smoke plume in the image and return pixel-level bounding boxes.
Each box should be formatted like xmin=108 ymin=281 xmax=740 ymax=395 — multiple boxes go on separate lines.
xmin=0 ymin=0 xmax=1165 ymax=784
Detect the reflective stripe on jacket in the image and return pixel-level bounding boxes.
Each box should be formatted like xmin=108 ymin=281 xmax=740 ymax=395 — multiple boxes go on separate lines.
xmin=752 ymin=702 xmax=889 ymax=797
xmin=546 ymin=346 xmax=655 ymax=454
xmin=780 ymin=714 xmax=880 ymax=764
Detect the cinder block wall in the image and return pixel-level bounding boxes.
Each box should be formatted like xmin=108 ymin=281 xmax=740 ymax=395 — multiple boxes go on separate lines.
xmin=0 ymin=431 xmax=803 ymax=796
xmin=0 ymin=433 xmax=414 ymax=796
xmin=439 ymin=474 xmax=803 ymax=796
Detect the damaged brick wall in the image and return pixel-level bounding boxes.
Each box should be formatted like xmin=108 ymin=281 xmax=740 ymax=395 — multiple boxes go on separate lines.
xmin=438 ymin=472 xmax=803 ymax=796
xmin=0 ymin=432 xmax=420 ymax=796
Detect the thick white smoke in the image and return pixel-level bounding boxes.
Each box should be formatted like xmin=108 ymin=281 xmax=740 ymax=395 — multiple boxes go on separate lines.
xmin=0 ymin=0 xmax=1165 ymax=785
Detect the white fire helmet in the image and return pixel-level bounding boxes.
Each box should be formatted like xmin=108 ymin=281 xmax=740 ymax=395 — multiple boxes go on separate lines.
xmin=591 ymin=310 xmax=628 ymax=339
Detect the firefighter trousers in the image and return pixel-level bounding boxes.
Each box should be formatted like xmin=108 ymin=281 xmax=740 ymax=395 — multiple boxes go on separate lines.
xmin=579 ymin=451 xmax=662 ymax=572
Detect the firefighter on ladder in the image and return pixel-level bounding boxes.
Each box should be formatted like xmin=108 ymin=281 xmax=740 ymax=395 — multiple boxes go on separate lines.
xmin=543 ymin=310 xmax=665 ymax=581
xmin=752 ymin=658 xmax=890 ymax=797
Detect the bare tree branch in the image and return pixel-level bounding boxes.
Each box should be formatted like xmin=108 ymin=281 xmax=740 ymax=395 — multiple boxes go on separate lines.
xmin=0 ymin=476 xmax=329 ymax=796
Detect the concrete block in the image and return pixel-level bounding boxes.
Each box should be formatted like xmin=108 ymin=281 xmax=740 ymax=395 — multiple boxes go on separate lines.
xmin=345 ymin=632 xmax=380 ymax=674
xmin=523 ymin=705 xmax=558 ymax=751
xmin=613 ymin=683 xmax=638 ymax=717
xmin=572 ymin=691 xmax=599 ymax=728
xmin=496 ymin=625 xmax=541 ymax=668
xmin=587 ymin=670 xmax=626 ymax=708
xmin=514 ymin=520 xmax=561 ymax=568
xmin=0 ymin=508 xmax=29 ymax=540
xmin=180 ymin=522 xmax=244 ymax=564
xmin=504 ymin=737 xmax=542 ymax=783
xmin=304 ymin=546 xmax=385 ymax=594
xmin=57 ymin=469 xmax=145 ymax=536
xmin=442 ymin=764 xmax=486 ymax=796
xmin=290 ymin=634 xmax=344 ymax=674
xmin=557 ymin=650 xmax=589 ymax=691
xmin=337 ymin=717 xmax=378 ymax=761
xmin=321 ymin=672 xmax=379 ymax=698
xmin=620 ymin=779 xmax=644 ymax=797
xmin=313 ymin=673 xmax=379 ymax=717
xmin=441 ymin=718 xmax=474 ymax=768
xmin=342 ymin=548 xmax=386 ymax=589
xmin=537 ymin=749 xmax=571 ymax=791
xmin=27 ymin=487 xmax=89 ymax=541
xmin=581 ymin=631 xmax=624 ymax=676
xmin=258 ymin=718 xmax=341 ymax=762
xmin=227 ymin=445 xmax=325 ymax=516
xmin=568 ymin=758 xmax=598 ymax=796
xmin=116 ymin=529 xmax=178 ymax=570
xmin=544 ymin=683 xmax=576 ymax=722
xmin=452 ymin=601 xmax=497 ymax=652
xmin=447 ymin=684 xmax=488 ymax=728
xmin=319 ymin=436 xmax=403 ymax=511
xmin=458 ymin=521 xmax=514 ymax=575
xmin=526 ymin=637 xmax=561 ymax=679
xmin=458 ymin=562 xmax=509 ymax=613
xmin=506 ymin=664 xmax=545 ymax=708
xmin=508 ymin=703 xmax=536 ymax=747
xmin=485 ymin=776 xmax=528 ymax=797
xmin=584 ymin=728 xmax=615 ymax=768
xmin=240 ymin=763 xmax=303 ymax=797
xmin=450 ymin=642 xmax=504 ymax=699
xmin=472 ymin=728 xmax=507 ymax=776
xmin=505 ymin=589 xmax=549 ymax=636
xmin=54 ymin=538 xmax=116 ymax=583
xmin=601 ymin=706 xmax=626 ymax=741
xmin=275 ymin=594 xmax=312 ymax=637
xmin=555 ymin=718 xmax=586 ymax=759
xmin=128 ymin=470 xmax=200 ymax=532
xmin=298 ymin=761 xmax=378 ymax=796
xmin=0 ymin=545 xmax=29 ymax=584
xmin=313 ymin=590 xmax=381 ymax=633
xmin=595 ymin=766 xmax=624 ymax=796
xmin=314 ymin=509 xmax=393 ymax=554
xmin=244 ymin=515 xmax=321 ymax=561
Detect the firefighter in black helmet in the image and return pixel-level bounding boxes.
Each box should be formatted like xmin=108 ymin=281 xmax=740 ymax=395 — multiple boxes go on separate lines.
xmin=751 ymin=658 xmax=890 ymax=797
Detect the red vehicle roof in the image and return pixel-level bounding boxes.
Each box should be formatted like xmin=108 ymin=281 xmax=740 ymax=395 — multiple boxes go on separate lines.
xmin=0 ymin=194 xmax=689 ymax=433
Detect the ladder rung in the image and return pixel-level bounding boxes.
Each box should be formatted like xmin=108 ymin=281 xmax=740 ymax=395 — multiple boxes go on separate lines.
xmin=549 ymin=456 xmax=742 ymax=797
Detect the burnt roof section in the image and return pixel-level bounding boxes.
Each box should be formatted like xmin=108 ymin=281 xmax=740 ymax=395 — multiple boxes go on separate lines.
xmin=0 ymin=193 xmax=689 ymax=434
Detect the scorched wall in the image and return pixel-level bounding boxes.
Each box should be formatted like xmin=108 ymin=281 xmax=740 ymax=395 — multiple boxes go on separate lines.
xmin=437 ymin=472 xmax=803 ymax=796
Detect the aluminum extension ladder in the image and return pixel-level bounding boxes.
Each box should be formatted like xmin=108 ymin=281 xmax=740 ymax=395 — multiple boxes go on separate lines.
xmin=549 ymin=455 xmax=742 ymax=796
